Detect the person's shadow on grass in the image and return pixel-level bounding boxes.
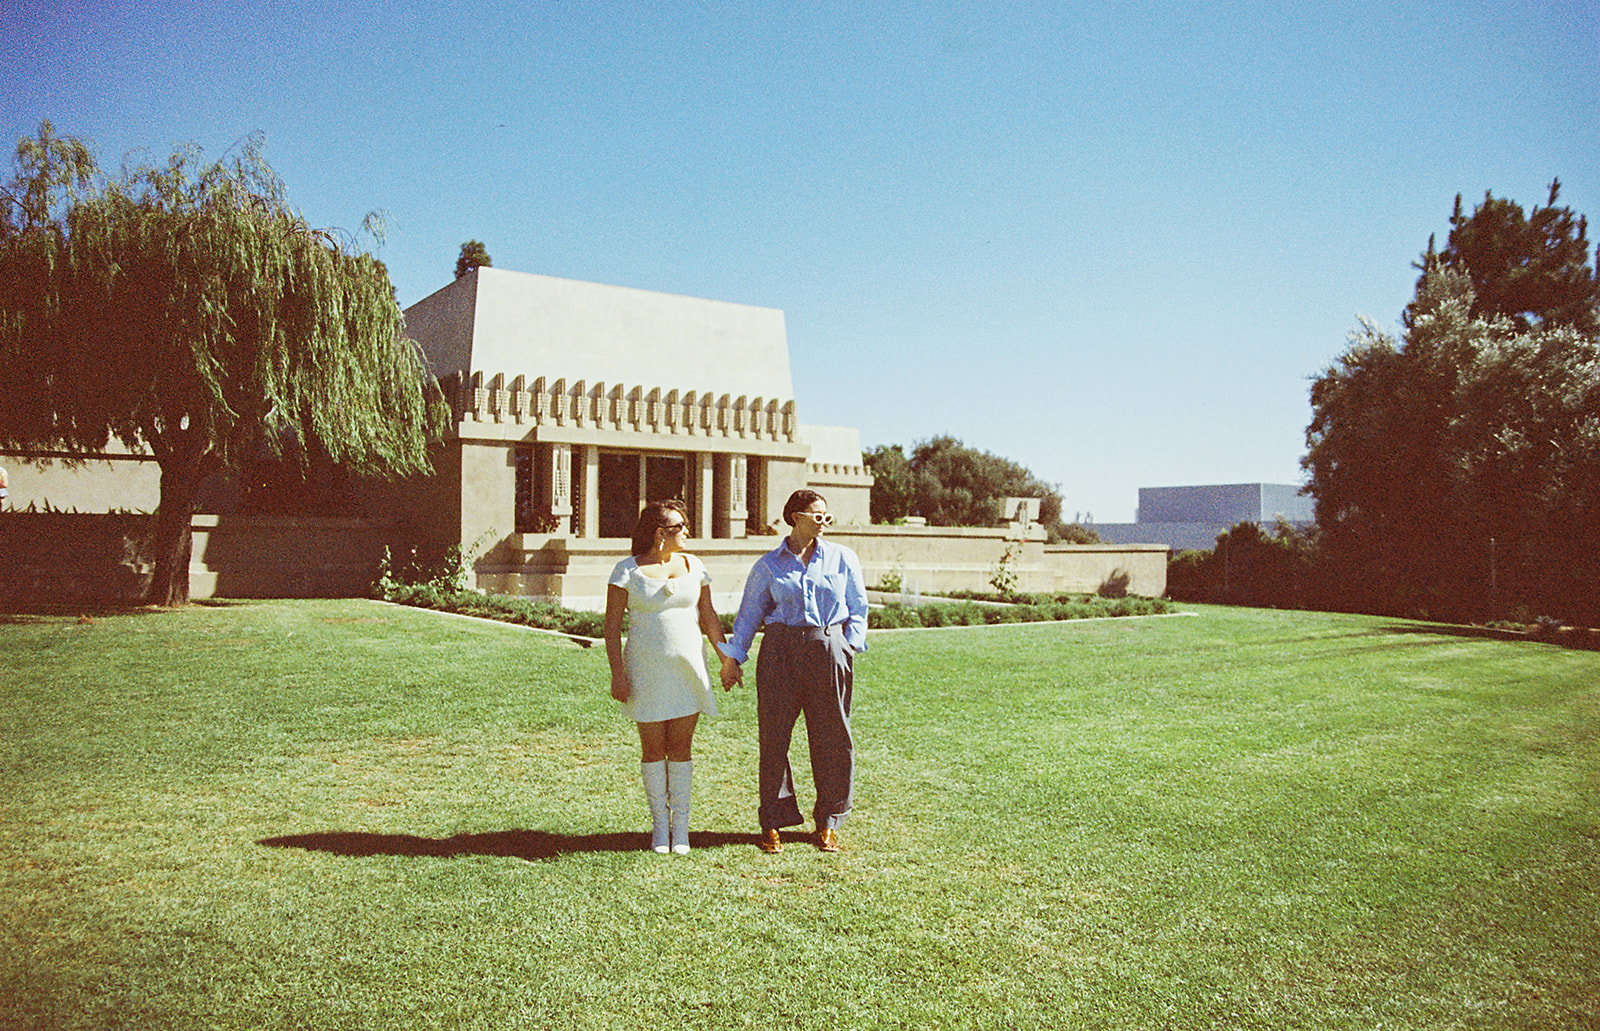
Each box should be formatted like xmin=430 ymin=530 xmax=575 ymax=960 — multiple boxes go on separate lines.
xmin=259 ymin=828 xmax=770 ymax=861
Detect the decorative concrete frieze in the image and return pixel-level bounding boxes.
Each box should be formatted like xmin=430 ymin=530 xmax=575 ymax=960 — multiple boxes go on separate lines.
xmin=627 ymin=386 xmax=644 ymax=430
xmin=510 ymin=375 xmax=530 ymax=422
xmin=648 ymin=388 xmax=664 ymax=432
xmin=680 ymin=391 xmax=697 ymax=435
xmin=447 ymin=371 xmax=799 ymax=443
xmin=488 ymin=373 xmax=506 ymax=422
xmin=566 ymin=381 xmax=585 ymax=425
xmin=580 ymin=381 xmax=599 ymax=428
xmin=469 ymin=372 xmax=489 ymax=421
xmin=534 ymin=377 xmax=552 ymax=423
xmin=607 ymin=385 xmax=624 ymax=428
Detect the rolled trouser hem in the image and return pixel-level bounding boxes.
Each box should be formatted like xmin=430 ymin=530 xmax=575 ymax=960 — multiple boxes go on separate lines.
xmin=815 ymin=809 xmax=851 ymax=831
xmin=760 ymin=807 xmax=805 ymax=832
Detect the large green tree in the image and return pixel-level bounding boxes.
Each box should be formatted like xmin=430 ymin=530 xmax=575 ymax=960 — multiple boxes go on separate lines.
xmin=862 ymin=443 xmax=914 ymax=524
xmin=864 ymin=435 xmax=1062 ymax=529
xmin=455 ymin=240 xmax=491 ymax=279
xmin=1304 ymin=265 xmax=1600 ymax=622
xmin=0 ymin=122 xmax=444 ymax=605
xmin=1413 ymin=180 xmax=1599 ymax=338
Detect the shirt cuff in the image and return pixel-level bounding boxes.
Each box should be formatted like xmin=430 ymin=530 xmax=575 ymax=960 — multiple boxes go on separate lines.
xmin=716 ymin=641 xmax=748 ymax=664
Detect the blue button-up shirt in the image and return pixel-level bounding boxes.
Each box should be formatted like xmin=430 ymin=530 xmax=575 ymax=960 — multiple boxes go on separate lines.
xmin=719 ymin=537 xmax=869 ymax=664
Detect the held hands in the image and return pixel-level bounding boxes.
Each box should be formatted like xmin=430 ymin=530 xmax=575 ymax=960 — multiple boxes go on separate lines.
xmin=719 ymin=654 xmax=743 ymax=691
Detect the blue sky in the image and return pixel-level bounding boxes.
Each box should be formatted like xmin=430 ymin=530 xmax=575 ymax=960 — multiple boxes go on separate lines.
xmin=5 ymin=0 xmax=1595 ymax=521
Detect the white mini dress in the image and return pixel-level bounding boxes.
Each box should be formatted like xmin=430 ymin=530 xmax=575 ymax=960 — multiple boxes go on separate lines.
xmin=608 ymin=554 xmax=718 ymax=723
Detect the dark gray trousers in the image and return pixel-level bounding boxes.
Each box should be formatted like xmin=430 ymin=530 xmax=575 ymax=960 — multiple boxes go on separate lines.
xmin=756 ymin=623 xmax=854 ymax=832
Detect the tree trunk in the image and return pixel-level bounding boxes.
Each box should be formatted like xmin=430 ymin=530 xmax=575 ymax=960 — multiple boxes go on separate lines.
xmin=142 ymin=436 xmax=211 ymax=607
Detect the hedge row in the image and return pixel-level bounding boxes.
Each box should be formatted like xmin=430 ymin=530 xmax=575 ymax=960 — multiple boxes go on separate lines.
xmin=377 ymin=583 xmax=610 ymax=639
xmin=870 ymin=595 xmax=1170 ymax=629
xmin=375 ymin=583 xmax=1171 ymax=638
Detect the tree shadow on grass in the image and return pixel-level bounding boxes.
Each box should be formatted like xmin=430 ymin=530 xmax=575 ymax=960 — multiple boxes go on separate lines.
xmin=1380 ymin=621 xmax=1600 ymax=651
xmin=259 ymin=828 xmax=770 ymax=861
xmin=0 ymin=602 xmax=173 ymax=623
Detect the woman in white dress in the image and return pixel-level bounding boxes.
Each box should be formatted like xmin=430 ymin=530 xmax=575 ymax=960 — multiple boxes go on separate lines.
xmin=605 ymin=500 xmax=740 ymax=853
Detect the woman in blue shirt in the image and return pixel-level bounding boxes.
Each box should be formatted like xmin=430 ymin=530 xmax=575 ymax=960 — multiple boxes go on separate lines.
xmin=720 ymin=489 xmax=868 ymax=853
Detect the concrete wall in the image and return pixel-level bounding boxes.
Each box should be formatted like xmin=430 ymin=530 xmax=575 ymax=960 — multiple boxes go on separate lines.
xmin=411 ymin=268 xmax=795 ymax=404
xmin=478 ymin=525 xmax=1168 ymax=613
xmin=189 ymin=516 xmax=400 ymax=598
xmin=1 ymin=446 xmax=162 ymax=514
xmin=458 ymin=438 xmax=519 ymax=565
xmin=401 ymin=272 xmax=479 ymax=385
xmin=3 ymin=511 xmax=1168 ymax=608
xmin=834 ymin=525 xmax=1168 ymax=599
xmin=1 ymin=512 xmax=155 ymax=604
xmin=0 ymin=512 xmax=401 ymax=604
xmin=477 ymin=536 xmax=778 ymax=613
xmin=805 ymin=471 xmax=872 ymax=528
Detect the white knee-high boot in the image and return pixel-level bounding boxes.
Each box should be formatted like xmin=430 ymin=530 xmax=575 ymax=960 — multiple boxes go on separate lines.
xmin=641 ymin=760 xmax=670 ymax=854
xmin=667 ymin=759 xmax=693 ymax=855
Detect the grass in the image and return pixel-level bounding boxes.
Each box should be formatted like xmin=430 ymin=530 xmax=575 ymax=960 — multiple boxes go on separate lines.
xmin=2 ymin=599 xmax=1597 ymax=1030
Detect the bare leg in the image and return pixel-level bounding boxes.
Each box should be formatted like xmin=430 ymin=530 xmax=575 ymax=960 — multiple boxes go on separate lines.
xmin=636 ymin=714 xmax=697 ymax=763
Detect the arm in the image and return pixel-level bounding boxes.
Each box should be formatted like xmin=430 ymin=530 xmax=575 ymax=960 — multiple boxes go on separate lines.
xmin=718 ymin=558 xmax=774 ymax=666
xmin=841 ymin=548 xmax=870 ymax=654
xmin=604 ymin=583 xmax=631 ymax=702
xmin=698 ymin=586 xmax=741 ymax=690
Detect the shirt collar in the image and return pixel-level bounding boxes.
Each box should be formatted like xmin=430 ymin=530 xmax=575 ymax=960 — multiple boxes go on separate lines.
xmin=770 ymin=535 xmax=826 ymax=565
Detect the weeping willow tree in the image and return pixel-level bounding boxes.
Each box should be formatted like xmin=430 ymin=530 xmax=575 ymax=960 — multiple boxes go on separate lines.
xmin=0 ymin=122 xmax=445 ymax=605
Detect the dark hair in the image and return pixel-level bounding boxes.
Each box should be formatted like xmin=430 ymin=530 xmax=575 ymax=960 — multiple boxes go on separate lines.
xmin=782 ymin=489 xmax=827 ymax=527
xmin=631 ymin=499 xmax=690 ymax=557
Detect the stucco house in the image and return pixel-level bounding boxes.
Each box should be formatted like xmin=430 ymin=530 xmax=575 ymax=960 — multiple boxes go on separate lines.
xmin=373 ymin=267 xmax=875 ymax=609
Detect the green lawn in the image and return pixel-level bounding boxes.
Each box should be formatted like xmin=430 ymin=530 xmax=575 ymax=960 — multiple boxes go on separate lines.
xmin=2 ymin=600 xmax=1596 ymax=1030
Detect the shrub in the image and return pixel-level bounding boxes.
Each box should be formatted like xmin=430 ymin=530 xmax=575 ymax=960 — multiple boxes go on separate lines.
xmin=950 ymin=603 xmax=984 ymax=626
xmin=983 ymin=604 xmax=1024 ymax=624
xmin=869 ymin=606 xmax=920 ymax=630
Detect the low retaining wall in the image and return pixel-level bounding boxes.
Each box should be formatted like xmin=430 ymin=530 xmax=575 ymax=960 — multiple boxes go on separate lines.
xmin=0 ymin=512 xmax=400 ymax=604
xmin=834 ymin=525 xmax=1167 ymax=599
xmin=0 ymin=512 xmax=155 ymax=605
xmin=188 ymin=515 xmax=401 ymax=599
xmin=479 ymin=525 xmax=1167 ymax=611
xmin=2 ymin=514 xmax=1168 ymax=607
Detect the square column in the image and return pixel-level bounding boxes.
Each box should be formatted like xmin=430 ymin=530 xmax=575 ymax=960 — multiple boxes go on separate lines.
xmin=713 ymin=453 xmax=748 ymax=539
xmin=696 ymin=452 xmax=715 ymax=541
xmin=579 ymin=445 xmax=600 ymax=539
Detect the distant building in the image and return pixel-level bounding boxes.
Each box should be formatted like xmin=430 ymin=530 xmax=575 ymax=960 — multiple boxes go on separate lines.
xmin=1092 ymin=483 xmax=1314 ymax=552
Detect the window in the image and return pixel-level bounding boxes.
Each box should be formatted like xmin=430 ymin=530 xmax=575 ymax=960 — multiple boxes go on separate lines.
xmin=596 ymin=450 xmax=696 ymax=538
